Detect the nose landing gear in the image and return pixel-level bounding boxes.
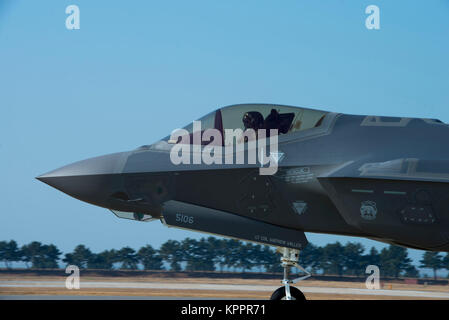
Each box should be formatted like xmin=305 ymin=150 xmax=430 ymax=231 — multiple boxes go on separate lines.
xmin=270 ymin=247 xmax=311 ymax=300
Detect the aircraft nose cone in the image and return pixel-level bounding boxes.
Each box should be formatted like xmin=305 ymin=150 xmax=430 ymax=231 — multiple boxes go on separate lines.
xmin=37 ymin=152 xmax=129 ymax=207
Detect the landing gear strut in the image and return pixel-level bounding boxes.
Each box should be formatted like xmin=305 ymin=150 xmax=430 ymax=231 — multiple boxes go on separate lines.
xmin=270 ymin=247 xmax=311 ymax=300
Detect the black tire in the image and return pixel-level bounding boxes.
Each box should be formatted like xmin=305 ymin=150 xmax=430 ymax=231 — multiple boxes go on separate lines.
xmin=270 ymin=286 xmax=306 ymax=301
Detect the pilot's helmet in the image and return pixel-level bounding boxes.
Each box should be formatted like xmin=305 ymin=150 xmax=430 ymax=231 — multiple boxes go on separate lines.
xmin=243 ymin=111 xmax=264 ymax=130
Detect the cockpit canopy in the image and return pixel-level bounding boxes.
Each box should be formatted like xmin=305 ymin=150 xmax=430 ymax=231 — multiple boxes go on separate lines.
xmin=175 ymin=104 xmax=328 ymax=146
xmin=145 ymin=104 xmax=328 ymax=151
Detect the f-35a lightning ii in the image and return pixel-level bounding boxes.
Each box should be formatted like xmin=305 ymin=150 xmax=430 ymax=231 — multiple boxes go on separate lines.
xmin=37 ymin=103 xmax=449 ymax=300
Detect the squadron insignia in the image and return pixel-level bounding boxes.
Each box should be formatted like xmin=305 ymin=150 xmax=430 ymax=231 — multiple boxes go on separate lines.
xmin=360 ymin=201 xmax=377 ymax=220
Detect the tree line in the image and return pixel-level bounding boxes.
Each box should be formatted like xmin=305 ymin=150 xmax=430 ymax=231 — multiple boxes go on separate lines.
xmin=0 ymin=238 xmax=447 ymax=278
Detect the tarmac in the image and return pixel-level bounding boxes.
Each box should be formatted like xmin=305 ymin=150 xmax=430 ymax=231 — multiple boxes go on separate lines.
xmin=1 ymin=280 xmax=449 ymax=299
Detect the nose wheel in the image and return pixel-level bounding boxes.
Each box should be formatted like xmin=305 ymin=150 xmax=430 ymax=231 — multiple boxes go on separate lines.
xmin=270 ymin=247 xmax=311 ymax=301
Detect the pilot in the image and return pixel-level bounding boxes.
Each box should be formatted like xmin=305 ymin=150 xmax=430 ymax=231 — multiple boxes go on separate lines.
xmin=237 ymin=111 xmax=264 ymax=144
xmin=243 ymin=111 xmax=264 ymax=131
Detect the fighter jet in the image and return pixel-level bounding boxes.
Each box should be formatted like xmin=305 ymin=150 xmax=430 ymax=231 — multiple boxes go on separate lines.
xmin=37 ymin=103 xmax=449 ymax=300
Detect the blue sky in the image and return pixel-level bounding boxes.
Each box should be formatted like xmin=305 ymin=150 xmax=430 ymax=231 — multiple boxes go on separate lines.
xmin=1 ymin=1 xmax=448 ymax=270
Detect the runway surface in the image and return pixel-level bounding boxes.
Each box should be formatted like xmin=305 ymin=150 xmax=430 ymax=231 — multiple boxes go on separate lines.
xmin=1 ymin=280 xmax=449 ymax=299
xmin=1 ymin=295 xmax=233 ymax=300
